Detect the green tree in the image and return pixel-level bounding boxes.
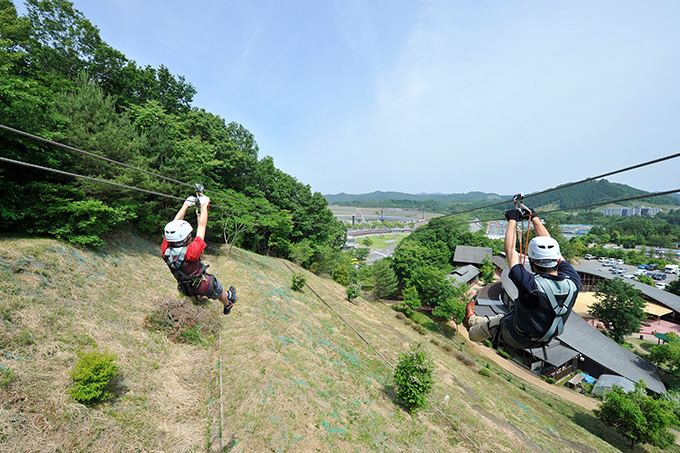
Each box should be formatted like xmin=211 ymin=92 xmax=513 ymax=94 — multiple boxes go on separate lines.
xmin=290 ymin=239 xmax=314 ymax=267
xmin=393 ymin=343 xmax=434 ymax=413
xmin=401 ymin=285 xmax=421 ymax=316
xmin=648 ymin=339 xmax=680 ymax=376
xmin=361 ymin=236 xmax=373 ymax=247
xmin=594 ymin=381 xmax=677 ymax=448
xmin=432 ymin=281 xmax=467 ymax=326
xmin=352 ymin=247 xmax=370 ymax=261
xmin=478 ymin=256 xmax=495 ymax=285
xmin=666 ymin=279 xmax=680 ymax=297
xmin=635 ymin=274 xmax=655 ymax=286
xmin=333 ymin=264 xmax=350 ymax=286
xmin=372 ymin=259 xmax=398 ymax=299
xmin=589 ymin=279 xmax=646 ymax=344
xmin=409 ymin=265 xmax=454 ymax=308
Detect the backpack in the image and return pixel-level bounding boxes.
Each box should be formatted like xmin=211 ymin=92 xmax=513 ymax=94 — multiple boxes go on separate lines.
xmin=531 ymin=275 xmax=578 ymax=342
xmin=163 ymin=245 xmax=206 ymax=285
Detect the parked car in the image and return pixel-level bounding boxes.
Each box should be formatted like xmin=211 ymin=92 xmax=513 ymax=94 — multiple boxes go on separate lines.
xmin=623 ymin=274 xmax=635 ymax=279
xmin=634 ymin=269 xmax=645 ymax=276
xmin=585 ymin=254 xmax=594 ymax=260
xmin=617 ymin=259 xmax=625 ymax=265
xmin=598 ymin=257 xmax=607 ymax=262
xmin=656 ymin=282 xmax=667 ymax=290
xmin=638 ymin=264 xmax=648 ymax=269
xmin=648 ymin=264 xmax=658 ymax=270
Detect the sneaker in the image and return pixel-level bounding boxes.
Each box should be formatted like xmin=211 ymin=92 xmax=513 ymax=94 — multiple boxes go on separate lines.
xmin=228 ymin=286 xmax=237 ymax=304
xmin=463 ymin=299 xmax=476 ymax=328
xmin=223 ymin=301 xmax=233 ymax=315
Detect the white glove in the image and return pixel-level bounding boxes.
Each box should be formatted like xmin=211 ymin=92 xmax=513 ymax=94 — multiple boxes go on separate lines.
xmin=184 ymin=196 xmax=197 ymax=207
xmin=199 ymin=195 xmax=211 ymax=206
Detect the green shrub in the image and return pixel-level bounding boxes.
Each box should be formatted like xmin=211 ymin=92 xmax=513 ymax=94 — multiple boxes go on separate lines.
xmin=498 ymin=349 xmax=511 ymax=360
xmin=410 ymin=312 xmax=430 ymax=325
xmin=0 ymin=367 xmax=15 ymax=389
xmin=179 ymin=326 xmax=203 ymax=345
xmin=291 ymin=273 xmax=306 ymax=292
xmin=479 ymin=368 xmax=491 ymax=377
xmin=482 ymin=340 xmax=492 ymax=348
xmin=393 ymin=343 xmax=434 ymax=412
xmin=69 ymin=349 xmax=119 ymax=405
xmin=346 ymin=282 xmax=361 ymax=302
xmin=546 ymin=377 xmax=556 ymax=384
xmin=332 ymin=265 xmax=350 ymax=286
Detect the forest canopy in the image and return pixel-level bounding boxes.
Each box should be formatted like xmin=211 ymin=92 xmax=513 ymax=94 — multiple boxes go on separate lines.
xmin=0 ymin=0 xmax=345 ymax=266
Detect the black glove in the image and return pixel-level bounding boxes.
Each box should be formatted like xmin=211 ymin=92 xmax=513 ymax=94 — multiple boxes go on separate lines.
xmin=520 ymin=207 xmax=535 ymax=220
xmin=505 ymin=209 xmax=521 ymax=222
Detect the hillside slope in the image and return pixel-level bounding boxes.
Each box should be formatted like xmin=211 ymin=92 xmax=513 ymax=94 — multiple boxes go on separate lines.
xmin=0 ymin=235 xmax=629 ymax=451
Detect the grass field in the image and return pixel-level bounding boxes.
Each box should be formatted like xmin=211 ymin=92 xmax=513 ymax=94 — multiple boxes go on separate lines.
xmin=361 ymin=233 xmax=408 ymax=250
xmin=0 ymin=234 xmax=673 ymax=451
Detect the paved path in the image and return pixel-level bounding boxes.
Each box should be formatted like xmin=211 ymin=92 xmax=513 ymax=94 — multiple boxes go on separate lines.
xmin=459 ymin=326 xmax=600 ymax=412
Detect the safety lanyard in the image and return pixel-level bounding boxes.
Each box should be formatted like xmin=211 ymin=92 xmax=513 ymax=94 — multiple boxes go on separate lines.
xmin=513 ymin=193 xmax=531 ymax=266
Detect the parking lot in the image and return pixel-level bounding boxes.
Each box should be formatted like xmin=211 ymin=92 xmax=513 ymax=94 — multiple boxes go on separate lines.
xmin=577 ymin=257 xmax=678 ymax=289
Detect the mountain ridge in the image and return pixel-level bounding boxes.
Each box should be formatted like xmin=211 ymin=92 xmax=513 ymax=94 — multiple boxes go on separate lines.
xmin=324 ymin=180 xmax=680 ymax=210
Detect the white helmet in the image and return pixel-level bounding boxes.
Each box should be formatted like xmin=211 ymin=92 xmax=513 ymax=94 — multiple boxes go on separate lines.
xmin=527 ymin=236 xmax=560 ymax=268
xmin=164 ymin=220 xmax=192 ymax=243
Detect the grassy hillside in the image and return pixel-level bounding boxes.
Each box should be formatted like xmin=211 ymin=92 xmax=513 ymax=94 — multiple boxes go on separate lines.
xmin=0 ymin=235 xmax=666 ymax=451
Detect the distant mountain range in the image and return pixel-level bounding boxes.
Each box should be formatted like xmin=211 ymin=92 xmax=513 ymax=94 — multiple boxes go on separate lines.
xmin=324 ymin=180 xmax=680 ymax=210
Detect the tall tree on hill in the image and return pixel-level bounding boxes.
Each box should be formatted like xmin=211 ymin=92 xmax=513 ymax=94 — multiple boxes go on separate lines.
xmin=371 ymin=258 xmax=398 ymax=299
xmin=589 ymin=279 xmax=646 ymax=344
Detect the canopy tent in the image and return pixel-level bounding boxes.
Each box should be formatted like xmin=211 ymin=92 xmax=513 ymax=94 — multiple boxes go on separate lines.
xmin=572 ymin=292 xmax=672 ymax=318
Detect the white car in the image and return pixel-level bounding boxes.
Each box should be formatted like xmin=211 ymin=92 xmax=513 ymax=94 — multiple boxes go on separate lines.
xmin=623 ymin=274 xmax=634 ymax=279
xmin=617 ymin=259 xmax=625 ymax=265
xmin=656 ymin=282 xmax=667 ymax=290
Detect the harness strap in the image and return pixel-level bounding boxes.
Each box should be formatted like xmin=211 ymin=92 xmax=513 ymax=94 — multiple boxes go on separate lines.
xmin=528 ymin=277 xmax=577 ymax=342
xmin=164 ymin=245 xmax=204 ymax=286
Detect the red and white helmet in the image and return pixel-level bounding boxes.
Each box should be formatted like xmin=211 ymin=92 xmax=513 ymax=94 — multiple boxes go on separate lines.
xmin=164 ymin=220 xmax=192 ymax=243
xmin=528 ymin=236 xmax=560 ymax=268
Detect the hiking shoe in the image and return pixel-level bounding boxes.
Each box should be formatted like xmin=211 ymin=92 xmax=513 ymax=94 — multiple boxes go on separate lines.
xmin=223 ymin=301 xmax=233 ymax=315
xmin=463 ymin=299 xmax=476 ymax=328
xmin=228 ymin=286 xmax=237 ymax=304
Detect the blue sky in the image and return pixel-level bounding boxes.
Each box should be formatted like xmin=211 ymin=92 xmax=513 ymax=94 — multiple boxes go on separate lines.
xmin=15 ymin=0 xmax=680 ymax=196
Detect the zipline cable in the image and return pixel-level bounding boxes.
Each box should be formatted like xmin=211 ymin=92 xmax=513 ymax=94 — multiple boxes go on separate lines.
xmin=0 ymin=156 xmax=185 ymax=202
xmin=0 ymin=156 xmax=284 ymax=222
xmin=434 ymin=152 xmax=680 ymax=219
xmin=0 ymin=124 xmax=330 ymax=229
xmin=0 ymin=123 xmax=281 ymax=213
xmin=281 ymin=261 xmax=393 ymax=368
xmin=4 ymin=123 xmax=678 ymax=233
xmin=419 ymin=188 xmax=680 ymax=232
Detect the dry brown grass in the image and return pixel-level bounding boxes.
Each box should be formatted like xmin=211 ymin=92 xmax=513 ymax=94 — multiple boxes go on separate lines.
xmin=0 ymin=234 xmax=650 ymax=452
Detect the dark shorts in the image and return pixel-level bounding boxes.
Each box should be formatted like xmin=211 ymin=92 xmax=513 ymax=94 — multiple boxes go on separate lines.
xmin=178 ymin=274 xmax=223 ymax=300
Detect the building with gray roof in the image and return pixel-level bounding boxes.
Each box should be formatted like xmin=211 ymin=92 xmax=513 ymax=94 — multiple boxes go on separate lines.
xmin=446 ymin=265 xmax=480 ymax=286
xmin=453 ymin=245 xmax=492 ymax=266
